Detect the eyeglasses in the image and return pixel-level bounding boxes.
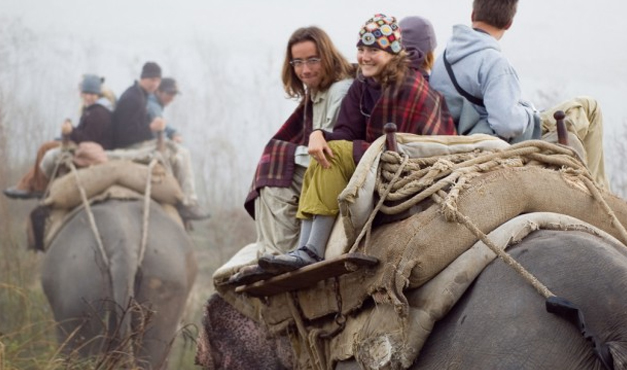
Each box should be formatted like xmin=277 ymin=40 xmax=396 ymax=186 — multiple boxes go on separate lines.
xmin=289 ymin=58 xmax=321 ymax=68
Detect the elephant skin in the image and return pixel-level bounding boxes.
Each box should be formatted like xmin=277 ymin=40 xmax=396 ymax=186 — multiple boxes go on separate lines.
xmin=42 ymin=199 xmax=197 ymax=369
xmin=198 ymin=229 xmax=627 ymax=370
xmin=196 ymin=293 xmax=293 ymax=370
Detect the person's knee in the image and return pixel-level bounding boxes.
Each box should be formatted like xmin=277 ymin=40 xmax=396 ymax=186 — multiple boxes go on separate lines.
xmin=40 ymin=149 xmax=60 ymax=178
xmin=572 ymin=96 xmax=600 ymax=113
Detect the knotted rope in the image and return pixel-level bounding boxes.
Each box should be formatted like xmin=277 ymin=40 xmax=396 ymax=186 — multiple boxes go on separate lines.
xmin=349 ymin=140 xmax=627 ymax=299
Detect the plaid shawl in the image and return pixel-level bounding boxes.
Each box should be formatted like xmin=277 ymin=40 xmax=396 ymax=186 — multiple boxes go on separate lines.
xmin=244 ymin=100 xmax=313 ymax=218
xmin=353 ymin=70 xmax=457 ymax=161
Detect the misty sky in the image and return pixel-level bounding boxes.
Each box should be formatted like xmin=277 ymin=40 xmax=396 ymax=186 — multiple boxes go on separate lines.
xmin=2 ymin=0 xmax=627 ymax=202
xmin=3 ymin=0 xmax=625 ymax=103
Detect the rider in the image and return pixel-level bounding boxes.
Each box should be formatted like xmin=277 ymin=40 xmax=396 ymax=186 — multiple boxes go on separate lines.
xmin=430 ymin=0 xmax=609 ymax=189
xmin=111 ymin=62 xmax=209 ymax=220
xmin=3 ymin=74 xmax=113 ymax=199
xmin=244 ymin=26 xmax=354 ymax=255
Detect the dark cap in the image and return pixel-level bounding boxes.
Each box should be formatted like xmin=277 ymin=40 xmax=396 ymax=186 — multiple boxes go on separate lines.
xmin=159 ymin=77 xmax=180 ymax=94
xmin=81 ymin=74 xmax=103 ymax=94
xmin=141 ymin=62 xmax=162 ymax=79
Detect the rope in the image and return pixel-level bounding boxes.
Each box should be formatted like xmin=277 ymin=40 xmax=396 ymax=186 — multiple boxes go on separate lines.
xmin=138 ymin=158 xmax=158 ymax=267
xmin=375 ymin=142 xmax=583 ymax=216
xmin=348 ymin=154 xmax=409 ymax=254
xmin=42 ymin=151 xmax=71 ymax=199
xmin=67 ymin=160 xmax=109 ymax=269
xmin=438 ymin=198 xmax=555 ymax=299
xmin=350 ymin=140 xmax=627 ymax=299
xmin=581 ymin=176 xmax=627 ymax=246
xmin=285 ymin=292 xmax=324 ymax=370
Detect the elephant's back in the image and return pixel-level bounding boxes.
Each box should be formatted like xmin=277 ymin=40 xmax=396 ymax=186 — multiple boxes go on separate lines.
xmin=414 ymin=229 xmax=627 ymax=369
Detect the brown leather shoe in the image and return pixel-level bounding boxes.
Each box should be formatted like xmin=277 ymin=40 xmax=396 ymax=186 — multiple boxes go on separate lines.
xmin=177 ymin=203 xmax=211 ymax=221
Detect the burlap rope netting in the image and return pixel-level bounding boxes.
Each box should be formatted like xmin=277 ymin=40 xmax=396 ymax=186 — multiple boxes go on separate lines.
xmin=350 ymin=139 xmax=627 ymax=300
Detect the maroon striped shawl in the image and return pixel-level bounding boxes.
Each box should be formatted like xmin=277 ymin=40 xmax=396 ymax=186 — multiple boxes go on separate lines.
xmin=353 ymin=70 xmax=457 ymax=161
xmin=244 ymin=101 xmax=313 ymax=218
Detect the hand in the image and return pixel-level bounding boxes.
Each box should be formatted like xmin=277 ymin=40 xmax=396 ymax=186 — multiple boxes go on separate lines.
xmin=308 ymin=130 xmax=333 ymax=169
xmin=150 ymin=117 xmax=166 ymax=132
xmin=61 ymin=119 xmax=73 ymax=135
xmin=172 ymin=133 xmax=183 ymax=143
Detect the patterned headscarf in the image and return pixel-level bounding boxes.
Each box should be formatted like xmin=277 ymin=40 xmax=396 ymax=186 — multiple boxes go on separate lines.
xmin=357 ymin=14 xmax=403 ymax=54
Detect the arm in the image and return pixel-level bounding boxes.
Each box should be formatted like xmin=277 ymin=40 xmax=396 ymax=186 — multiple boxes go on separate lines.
xmin=307 ymin=79 xmax=354 ymax=168
xmin=322 ymin=80 xmax=367 ymax=142
xmin=318 ymin=79 xmax=353 ymax=132
xmin=482 ymin=59 xmax=536 ymax=140
xmin=70 ymin=105 xmax=113 ymax=148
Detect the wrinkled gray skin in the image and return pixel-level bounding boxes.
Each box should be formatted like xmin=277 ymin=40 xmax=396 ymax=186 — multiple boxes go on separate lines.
xmin=42 ymin=200 xmax=197 ymax=370
xmin=198 ymin=230 xmax=627 ymax=370
xmin=196 ymin=294 xmax=293 ymax=370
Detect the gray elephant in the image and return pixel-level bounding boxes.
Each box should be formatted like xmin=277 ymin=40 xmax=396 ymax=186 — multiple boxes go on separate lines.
xmin=197 ymin=229 xmax=627 ymax=370
xmin=42 ymin=199 xmax=197 ymax=369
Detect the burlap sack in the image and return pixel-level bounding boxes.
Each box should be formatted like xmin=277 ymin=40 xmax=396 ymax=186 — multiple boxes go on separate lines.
xmin=338 ymin=133 xmax=510 ymax=246
xmin=329 ymin=212 xmax=625 ymax=370
xmin=43 ymin=160 xmax=183 ymax=209
xmin=40 ymin=184 xmax=184 ymax=251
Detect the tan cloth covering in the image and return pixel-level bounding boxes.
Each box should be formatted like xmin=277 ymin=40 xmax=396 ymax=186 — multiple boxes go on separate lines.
xmin=540 ymin=96 xmax=608 ymax=189
xmin=214 ymin=134 xmax=627 ymax=370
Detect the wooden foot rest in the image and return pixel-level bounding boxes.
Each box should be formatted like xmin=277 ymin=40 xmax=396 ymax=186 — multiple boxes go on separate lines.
xmin=235 ymin=253 xmax=379 ymax=297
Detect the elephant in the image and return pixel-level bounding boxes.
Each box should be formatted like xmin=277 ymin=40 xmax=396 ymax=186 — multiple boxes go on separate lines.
xmin=42 ymin=199 xmax=197 ymax=369
xmin=196 ymin=229 xmax=627 ymax=370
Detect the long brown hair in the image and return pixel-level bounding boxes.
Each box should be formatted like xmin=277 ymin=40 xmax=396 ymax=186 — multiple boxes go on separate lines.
xmin=281 ymin=26 xmax=354 ymax=100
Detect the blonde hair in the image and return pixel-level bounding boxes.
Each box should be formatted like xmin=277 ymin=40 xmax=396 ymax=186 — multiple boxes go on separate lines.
xmin=422 ymin=51 xmax=435 ymax=74
xmin=281 ymin=26 xmax=355 ymax=100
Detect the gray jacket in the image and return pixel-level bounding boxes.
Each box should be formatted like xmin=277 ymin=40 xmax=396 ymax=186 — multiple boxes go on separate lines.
xmin=430 ymin=25 xmax=539 ymax=142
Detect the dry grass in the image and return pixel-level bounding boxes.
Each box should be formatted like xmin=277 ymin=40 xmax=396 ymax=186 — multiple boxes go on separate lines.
xmin=0 ymin=197 xmax=255 ymax=369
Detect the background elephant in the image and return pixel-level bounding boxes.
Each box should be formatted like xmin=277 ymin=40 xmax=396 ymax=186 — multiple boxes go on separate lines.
xmin=197 ymin=229 xmax=627 ymax=370
xmin=42 ymin=199 xmax=197 ymax=369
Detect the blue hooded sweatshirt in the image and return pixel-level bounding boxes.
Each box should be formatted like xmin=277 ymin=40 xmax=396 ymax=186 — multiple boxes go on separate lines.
xmin=430 ymin=24 xmax=539 ymax=141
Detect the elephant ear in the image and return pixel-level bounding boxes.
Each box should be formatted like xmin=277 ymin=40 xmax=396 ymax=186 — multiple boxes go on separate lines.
xmin=546 ymin=296 xmax=616 ymax=370
xmin=608 ymin=342 xmax=627 ymax=370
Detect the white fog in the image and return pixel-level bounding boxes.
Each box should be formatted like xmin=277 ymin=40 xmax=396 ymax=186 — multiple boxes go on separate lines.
xmin=1 ymin=2 xmax=627 ymax=368
xmin=1 ymin=0 xmax=627 ymax=208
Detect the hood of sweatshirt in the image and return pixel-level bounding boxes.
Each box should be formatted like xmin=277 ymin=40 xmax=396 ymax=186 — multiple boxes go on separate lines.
xmin=444 ymin=24 xmax=502 ymax=65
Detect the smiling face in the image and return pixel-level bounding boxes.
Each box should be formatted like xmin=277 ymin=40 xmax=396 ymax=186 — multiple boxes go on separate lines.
xmin=291 ymin=40 xmax=323 ymax=91
xmin=357 ymin=46 xmax=394 ymax=79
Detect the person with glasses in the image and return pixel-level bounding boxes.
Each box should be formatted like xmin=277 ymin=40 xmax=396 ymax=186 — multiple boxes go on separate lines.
xmin=244 ymin=26 xmax=355 ymax=259
xmin=259 ymin=14 xmax=457 ymax=273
